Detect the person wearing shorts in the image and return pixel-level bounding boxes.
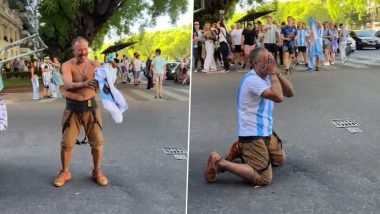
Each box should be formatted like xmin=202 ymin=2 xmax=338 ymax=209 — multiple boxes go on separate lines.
xmin=41 ymin=64 xmax=52 ymax=98
xmin=280 ymin=16 xmax=298 ymax=74
xmin=263 ymin=16 xmax=278 ymax=62
xmin=230 ymin=23 xmax=244 ymax=65
xmin=54 ymin=37 xmax=108 ymax=188
xmin=241 ymin=23 xmax=257 ymax=68
xmin=295 ymin=22 xmax=308 ymax=67
xmin=322 ymin=21 xmax=333 ymax=66
xmin=132 ymin=53 xmax=142 ymax=85
xmin=204 ymin=48 xmax=295 ymax=186
xmin=152 ymin=49 xmax=167 ymax=99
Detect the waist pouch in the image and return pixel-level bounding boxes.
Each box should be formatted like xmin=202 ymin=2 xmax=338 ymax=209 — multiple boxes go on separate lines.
xmin=63 ymin=97 xmax=101 ymax=145
xmin=66 ymin=97 xmax=97 ymax=112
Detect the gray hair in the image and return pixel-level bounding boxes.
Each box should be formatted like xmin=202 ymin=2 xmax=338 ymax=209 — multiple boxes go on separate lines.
xmin=71 ymin=36 xmax=88 ymax=48
xmin=249 ymin=47 xmax=267 ymax=66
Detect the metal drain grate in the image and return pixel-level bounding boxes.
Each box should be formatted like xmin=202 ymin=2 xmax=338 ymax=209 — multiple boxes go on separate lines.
xmin=330 ymin=119 xmax=359 ymax=128
xmin=162 ymin=147 xmax=187 ymax=155
xmin=346 ymin=127 xmax=362 ymax=134
xmin=173 ymin=154 xmax=187 ymax=160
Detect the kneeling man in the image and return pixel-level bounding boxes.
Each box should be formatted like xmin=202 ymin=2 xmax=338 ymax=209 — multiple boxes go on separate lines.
xmin=204 ymin=47 xmax=295 ymax=186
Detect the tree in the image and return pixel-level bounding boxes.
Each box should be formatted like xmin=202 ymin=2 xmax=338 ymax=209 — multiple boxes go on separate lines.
xmin=91 ymin=26 xmax=191 ymax=62
xmin=194 ymin=0 xmax=269 ymax=24
xmin=39 ymin=0 xmax=188 ymax=60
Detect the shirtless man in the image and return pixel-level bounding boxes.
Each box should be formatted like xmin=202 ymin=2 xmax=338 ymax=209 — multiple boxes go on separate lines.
xmin=54 ymin=37 xmax=108 ymax=187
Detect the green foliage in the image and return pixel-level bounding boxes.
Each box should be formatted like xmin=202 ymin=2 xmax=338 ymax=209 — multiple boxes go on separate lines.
xmin=91 ymin=26 xmax=191 ymax=62
xmin=227 ymin=0 xmax=372 ymax=29
xmin=38 ymin=0 xmax=188 ymax=60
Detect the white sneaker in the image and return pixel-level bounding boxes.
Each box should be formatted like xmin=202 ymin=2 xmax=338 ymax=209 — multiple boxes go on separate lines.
xmin=219 ymin=69 xmax=226 ymax=73
xmin=331 ymin=61 xmax=335 ymax=65
xmin=323 ymin=62 xmax=330 ymax=66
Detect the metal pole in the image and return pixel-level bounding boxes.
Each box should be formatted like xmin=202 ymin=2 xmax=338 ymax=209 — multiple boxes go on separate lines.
xmin=0 ymin=48 xmax=46 ymax=65
xmin=0 ymin=34 xmax=38 ymax=52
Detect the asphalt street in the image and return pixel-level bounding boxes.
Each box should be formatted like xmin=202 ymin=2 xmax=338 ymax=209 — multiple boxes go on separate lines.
xmin=188 ymin=49 xmax=380 ymax=214
xmin=0 ymin=81 xmax=189 ymax=214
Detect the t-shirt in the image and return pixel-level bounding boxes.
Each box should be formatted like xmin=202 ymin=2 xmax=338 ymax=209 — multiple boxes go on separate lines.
xmin=193 ymin=30 xmax=203 ymax=48
xmin=297 ymin=29 xmax=308 ymax=47
xmin=242 ymin=29 xmax=257 ymax=46
xmin=237 ymin=70 xmax=273 ymax=137
xmin=281 ymin=25 xmax=297 ymax=41
xmin=340 ymin=29 xmax=348 ymax=43
xmin=230 ymin=29 xmax=243 ymax=45
xmin=218 ymin=27 xmax=228 ymax=43
xmin=263 ymin=24 xmax=278 ymax=44
xmin=323 ymin=29 xmax=331 ymax=45
xmin=133 ymin=59 xmax=141 ymax=72
xmin=42 ymin=71 xmax=52 ymax=85
xmin=121 ymin=59 xmax=128 ymax=68
xmin=152 ymin=56 xmax=167 ymax=75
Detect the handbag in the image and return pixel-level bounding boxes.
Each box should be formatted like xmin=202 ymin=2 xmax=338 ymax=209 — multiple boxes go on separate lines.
xmin=201 ymin=45 xmax=206 ymax=59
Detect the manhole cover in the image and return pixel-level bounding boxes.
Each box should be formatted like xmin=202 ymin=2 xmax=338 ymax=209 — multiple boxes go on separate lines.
xmin=173 ymin=154 xmax=187 ymax=160
xmin=330 ymin=119 xmax=359 ymax=128
xmin=346 ymin=127 xmax=362 ymax=134
xmin=162 ymin=147 xmax=187 ymax=155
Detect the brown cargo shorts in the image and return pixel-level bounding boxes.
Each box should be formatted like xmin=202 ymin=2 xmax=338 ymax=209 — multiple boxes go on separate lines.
xmin=61 ymin=108 xmax=104 ymax=151
xmin=238 ymin=134 xmax=285 ymax=186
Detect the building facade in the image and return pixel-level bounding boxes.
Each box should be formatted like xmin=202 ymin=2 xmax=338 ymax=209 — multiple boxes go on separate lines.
xmin=0 ymin=0 xmax=38 ymax=60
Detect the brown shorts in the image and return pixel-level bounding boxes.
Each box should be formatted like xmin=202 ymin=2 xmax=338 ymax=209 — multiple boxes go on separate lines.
xmin=61 ymin=108 xmax=104 ymax=150
xmin=238 ymin=134 xmax=285 ymax=186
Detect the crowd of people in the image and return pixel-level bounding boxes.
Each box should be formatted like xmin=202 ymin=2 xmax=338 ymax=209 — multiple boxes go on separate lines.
xmin=192 ymin=16 xmax=350 ymax=74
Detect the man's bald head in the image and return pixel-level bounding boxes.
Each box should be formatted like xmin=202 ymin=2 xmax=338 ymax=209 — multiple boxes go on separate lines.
xmin=249 ymin=47 xmax=268 ymax=66
xmin=250 ymin=47 xmax=270 ymax=75
xmin=72 ymin=37 xmax=89 ymax=63
xmin=72 ymin=36 xmax=89 ymax=48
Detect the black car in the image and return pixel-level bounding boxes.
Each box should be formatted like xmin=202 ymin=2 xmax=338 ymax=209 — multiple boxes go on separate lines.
xmin=349 ymin=30 xmax=380 ymax=50
xmin=375 ymin=30 xmax=380 ymax=39
xmin=166 ymin=62 xmax=180 ymax=80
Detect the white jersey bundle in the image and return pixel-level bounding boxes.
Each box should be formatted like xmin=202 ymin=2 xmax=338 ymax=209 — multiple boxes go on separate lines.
xmin=0 ymin=99 xmax=7 ymax=132
xmin=31 ymin=75 xmax=40 ymax=100
xmin=95 ymin=64 xmax=128 ymax=123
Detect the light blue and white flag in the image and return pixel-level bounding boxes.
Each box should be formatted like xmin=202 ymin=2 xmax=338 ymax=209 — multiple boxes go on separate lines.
xmin=51 ymin=71 xmax=63 ymax=98
xmin=95 ymin=64 xmax=128 ymax=123
xmin=307 ymin=17 xmax=324 ymax=70
xmin=0 ymin=99 xmax=7 ymax=132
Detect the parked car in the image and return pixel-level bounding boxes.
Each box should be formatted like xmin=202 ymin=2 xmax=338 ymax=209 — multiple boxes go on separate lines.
xmin=374 ymin=30 xmax=380 ymax=39
xmin=166 ymin=62 xmax=180 ymax=80
xmin=346 ymin=33 xmax=356 ymax=51
xmin=345 ymin=41 xmax=353 ymax=56
xmin=349 ymin=30 xmax=380 ymax=50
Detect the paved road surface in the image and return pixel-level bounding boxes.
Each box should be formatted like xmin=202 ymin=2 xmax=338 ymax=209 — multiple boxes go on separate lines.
xmin=0 ymin=81 xmax=189 ymax=214
xmin=188 ymin=50 xmax=380 ymax=214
